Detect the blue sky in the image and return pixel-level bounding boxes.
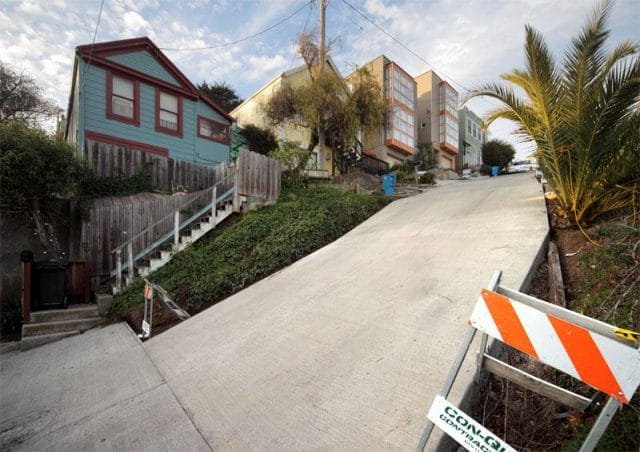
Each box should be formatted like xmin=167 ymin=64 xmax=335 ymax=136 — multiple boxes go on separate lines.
xmin=2 ymin=0 xmax=639 ymax=158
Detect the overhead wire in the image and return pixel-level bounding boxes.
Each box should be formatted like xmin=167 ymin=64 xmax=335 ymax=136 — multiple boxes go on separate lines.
xmin=160 ymin=1 xmax=313 ymax=51
xmin=287 ymin=0 xmax=315 ymax=70
xmin=79 ymin=0 xmax=105 ymax=94
xmin=338 ymin=0 xmax=503 ymax=109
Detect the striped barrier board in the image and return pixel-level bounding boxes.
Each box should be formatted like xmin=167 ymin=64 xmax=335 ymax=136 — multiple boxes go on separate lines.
xmin=471 ymin=289 xmax=640 ymax=404
xmin=417 ymin=270 xmax=640 ymax=452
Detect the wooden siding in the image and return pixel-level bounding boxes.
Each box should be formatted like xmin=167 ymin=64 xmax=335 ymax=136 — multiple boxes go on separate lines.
xmin=235 ymin=149 xmax=281 ymax=202
xmin=106 ymin=51 xmax=181 ymax=87
xmin=79 ymin=61 xmax=229 ymax=166
xmin=84 ymin=138 xmax=227 ymax=192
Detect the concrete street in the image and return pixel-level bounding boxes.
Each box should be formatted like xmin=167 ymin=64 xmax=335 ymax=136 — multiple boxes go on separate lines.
xmin=1 ymin=173 xmax=548 ymax=450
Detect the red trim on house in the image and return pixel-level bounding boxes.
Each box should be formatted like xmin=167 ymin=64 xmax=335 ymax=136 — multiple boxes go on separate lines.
xmin=154 ymin=88 xmax=183 ymax=138
xmin=105 ymin=70 xmax=140 ymax=126
xmin=438 ymin=110 xmax=458 ymax=121
xmin=197 ymin=115 xmax=230 ymax=144
xmin=385 ymin=139 xmax=414 ymax=155
xmin=85 ymin=131 xmax=169 ymax=157
xmin=76 ymin=37 xmax=235 ymax=123
xmin=89 ymin=55 xmax=195 ymax=98
xmin=388 ymin=98 xmax=414 ymax=113
xmin=439 ymin=142 xmax=459 ymax=155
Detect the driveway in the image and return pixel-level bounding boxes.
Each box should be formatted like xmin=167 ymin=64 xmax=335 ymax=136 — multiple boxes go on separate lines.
xmin=1 ymin=173 xmax=548 ymax=450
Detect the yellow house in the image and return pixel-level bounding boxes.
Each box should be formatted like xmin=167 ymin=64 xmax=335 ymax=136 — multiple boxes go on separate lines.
xmin=230 ymin=57 xmax=348 ymax=175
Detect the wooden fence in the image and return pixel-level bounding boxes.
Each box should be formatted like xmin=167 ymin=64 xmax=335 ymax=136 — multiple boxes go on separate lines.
xmin=71 ymin=150 xmax=281 ymax=280
xmin=235 ymin=149 xmax=281 ymax=202
xmin=84 ymin=137 xmax=224 ymax=192
xmin=71 ymin=189 xmax=212 ymax=277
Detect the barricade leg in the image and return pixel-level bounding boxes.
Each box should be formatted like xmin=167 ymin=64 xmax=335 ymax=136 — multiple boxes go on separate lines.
xmin=579 ymin=397 xmax=621 ymax=452
xmin=416 ymin=326 xmax=477 ymax=452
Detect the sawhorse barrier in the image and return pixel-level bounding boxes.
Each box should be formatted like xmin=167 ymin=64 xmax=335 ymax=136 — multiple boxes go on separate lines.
xmin=139 ymin=279 xmax=191 ymax=340
xmin=417 ymin=270 xmax=640 ymax=452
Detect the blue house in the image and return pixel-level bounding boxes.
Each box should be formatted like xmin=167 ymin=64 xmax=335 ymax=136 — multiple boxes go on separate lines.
xmin=65 ymin=37 xmax=233 ymax=166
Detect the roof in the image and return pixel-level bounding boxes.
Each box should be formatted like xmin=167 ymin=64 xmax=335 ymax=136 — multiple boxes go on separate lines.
xmin=230 ymin=55 xmax=349 ymax=117
xmin=74 ymin=37 xmax=234 ymax=123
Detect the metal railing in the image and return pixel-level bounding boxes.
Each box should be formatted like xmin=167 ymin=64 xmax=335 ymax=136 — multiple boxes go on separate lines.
xmin=111 ymin=171 xmax=236 ymax=290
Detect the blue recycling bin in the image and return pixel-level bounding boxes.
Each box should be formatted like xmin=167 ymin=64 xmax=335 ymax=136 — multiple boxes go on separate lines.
xmin=382 ymin=174 xmax=396 ymax=195
xmin=491 ymin=166 xmax=500 ymax=177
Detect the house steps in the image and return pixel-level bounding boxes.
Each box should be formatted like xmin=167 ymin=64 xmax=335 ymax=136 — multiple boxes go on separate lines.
xmin=135 ymin=200 xmax=235 ymax=278
xmin=21 ymin=304 xmax=103 ymax=351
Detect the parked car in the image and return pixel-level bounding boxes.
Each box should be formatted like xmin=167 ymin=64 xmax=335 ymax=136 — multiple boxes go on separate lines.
xmin=508 ymin=160 xmax=532 ymax=173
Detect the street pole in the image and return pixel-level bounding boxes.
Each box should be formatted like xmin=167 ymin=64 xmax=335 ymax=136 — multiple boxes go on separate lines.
xmin=318 ymin=0 xmax=329 ymax=174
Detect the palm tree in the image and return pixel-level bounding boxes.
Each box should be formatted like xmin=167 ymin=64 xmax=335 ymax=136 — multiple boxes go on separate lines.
xmin=468 ymin=0 xmax=639 ymax=225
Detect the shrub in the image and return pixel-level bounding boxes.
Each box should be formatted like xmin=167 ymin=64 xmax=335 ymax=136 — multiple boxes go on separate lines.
xmin=238 ymin=124 xmax=278 ymax=155
xmin=419 ymin=172 xmax=436 ymax=184
xmin=269 ymin=140 xmax=310 ymax=187
xmin=481 ymin=139 xmax=515 ymax=169
xmin=0 ymin=121 xmax=80 ymax=213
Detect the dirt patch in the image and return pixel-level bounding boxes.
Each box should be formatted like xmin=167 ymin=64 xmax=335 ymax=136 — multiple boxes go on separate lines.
xmin=118 ymin=300 xmax=182 ymax=338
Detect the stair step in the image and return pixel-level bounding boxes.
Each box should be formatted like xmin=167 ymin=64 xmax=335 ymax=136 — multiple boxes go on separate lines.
xmin=21 ymin=330 xmax=81 ymax=351
xmin=30 ymin=304 xmax=99 ymax=323
xmin=22 ymin=317 xmax=103 ymax=337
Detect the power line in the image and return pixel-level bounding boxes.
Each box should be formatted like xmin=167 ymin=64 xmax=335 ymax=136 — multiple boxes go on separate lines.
xmin=160 ymin=1 xmax=313 ymax=51
xmin=287 ymin=0 xmax=314 ymax=70
xmin=79 ymin=0 xmax=105 ymax=92
xmin=339 ymin=0 xmax=501 ymax=107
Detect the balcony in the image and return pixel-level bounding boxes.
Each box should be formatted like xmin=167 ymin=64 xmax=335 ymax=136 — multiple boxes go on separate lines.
xmin=385 ymin=139 xmax=414 ymax=155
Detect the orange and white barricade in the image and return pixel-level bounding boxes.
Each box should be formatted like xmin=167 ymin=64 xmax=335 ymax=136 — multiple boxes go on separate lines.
xmin=417 ymin=270 xmax=640 ymax=452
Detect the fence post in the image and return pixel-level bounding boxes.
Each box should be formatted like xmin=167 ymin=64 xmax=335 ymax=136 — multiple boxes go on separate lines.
xmin=174 ymin=210 xmax=180 ymax=250
xmin=115 ymin=248 xmax=122 ymax=292
xmin=211 ymin=185 xmax=217 ymax=222
xmin=20 ymin=250 xmax=33 ymax=325
xmin=233 ymin=161 xmax=241 ymax=213
xmin=127 ymin=242 xmax=134 ymax=285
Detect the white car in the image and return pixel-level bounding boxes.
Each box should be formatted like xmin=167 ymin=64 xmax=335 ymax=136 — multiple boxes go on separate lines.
xmin=508 ymin=160 xmax=532 ymax=173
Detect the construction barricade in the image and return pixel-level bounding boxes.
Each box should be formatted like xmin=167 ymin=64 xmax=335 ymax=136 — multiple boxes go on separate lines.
xmin=417 ymin=270 xmax=640 ymax=452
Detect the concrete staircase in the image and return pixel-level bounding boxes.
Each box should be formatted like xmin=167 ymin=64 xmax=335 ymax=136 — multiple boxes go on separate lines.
xmin=21 ymin=304 xmax=103 ymax=351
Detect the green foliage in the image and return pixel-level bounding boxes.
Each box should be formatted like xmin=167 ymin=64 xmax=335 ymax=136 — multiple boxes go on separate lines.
xmin=0 ymin=120 xmax=155 ymax=216
xmin=413 ymin=142 xmax=438 ymax=170
xmin=468 ymin=2 xmax=640 ymax=224
xmin=481 ymin=139 xmax=516 ymax=169
xmin=419 ymin=172 xmax=436 ymax=185
xmin=238 ymin=124 xmax=278 ymax=156
xmin=0 ymin=300 xmax=22 ymax=337
xmin=269 ymin=140 xmax=310 ymax=187
xmin=263 ymin=41 xmax=386 ymax=174
xmin=0 ymin=120 xmax=80 ymax=212
xmin=110 ymin=187 xmax=386 ymax=314
xmin=565 ymin=221 xmax=640 ymax=450
xmin=197 ymin=81 xmax=243 ymax=113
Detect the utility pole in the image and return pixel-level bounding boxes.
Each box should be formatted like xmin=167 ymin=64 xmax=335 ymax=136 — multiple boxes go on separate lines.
xmin=318 ymin=0 xmax=329 ymax=173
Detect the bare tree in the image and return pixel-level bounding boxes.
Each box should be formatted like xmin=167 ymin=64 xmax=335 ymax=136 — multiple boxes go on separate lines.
xmin=0 ymin=62 xmax=61 ymax=123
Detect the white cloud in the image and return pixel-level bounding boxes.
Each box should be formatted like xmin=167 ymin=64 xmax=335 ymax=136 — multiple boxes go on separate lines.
xmin=122 ymin=11 xmax=151 ymax=33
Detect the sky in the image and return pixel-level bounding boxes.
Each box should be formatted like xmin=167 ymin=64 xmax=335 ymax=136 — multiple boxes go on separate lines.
xmin=1 ymin=0 xmax=639 ymax=158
